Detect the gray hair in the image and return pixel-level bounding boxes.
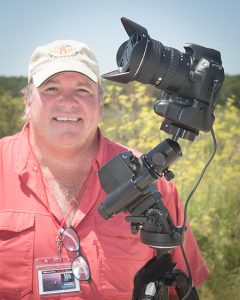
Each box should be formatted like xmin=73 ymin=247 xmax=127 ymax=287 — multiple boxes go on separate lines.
xmin=21 ymin=83 xmax=33 ymax=119
xmin=21 ymin=83 xmax=33 ymax=103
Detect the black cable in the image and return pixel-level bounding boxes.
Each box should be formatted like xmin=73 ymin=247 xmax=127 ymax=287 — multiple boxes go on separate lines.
xmin=179 ymin=80 xmax=220 ymax=299
xmin=182 ymin=127 xmax=217 ymax=234
xmin=182 ymin=79 xmax=219 ymax=233
xmin=179 ymin=127 xmax=216 ymax=300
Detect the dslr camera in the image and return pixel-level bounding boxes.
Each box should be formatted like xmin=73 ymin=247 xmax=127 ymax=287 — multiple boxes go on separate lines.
xmin=102 ymin=17 xmax=224 ymax=141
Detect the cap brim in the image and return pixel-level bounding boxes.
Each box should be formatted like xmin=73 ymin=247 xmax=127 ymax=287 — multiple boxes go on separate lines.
xmin=32 ymin=61 xmax=98 ymax=87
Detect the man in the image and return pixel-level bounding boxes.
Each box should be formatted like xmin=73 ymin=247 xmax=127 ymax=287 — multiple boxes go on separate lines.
xmin=0 ymin=40 xmax=208 ymax=299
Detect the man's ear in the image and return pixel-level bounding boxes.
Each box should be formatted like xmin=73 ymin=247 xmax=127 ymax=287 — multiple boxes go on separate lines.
xmin=98 ymin=85 xmax=104 ymax=107
xmin=99 ymin=95 xmax=104 ymax=107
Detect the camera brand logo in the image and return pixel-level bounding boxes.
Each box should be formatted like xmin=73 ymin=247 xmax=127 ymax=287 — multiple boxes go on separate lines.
xmin=48 ymin=44 xmax=80 ymax=58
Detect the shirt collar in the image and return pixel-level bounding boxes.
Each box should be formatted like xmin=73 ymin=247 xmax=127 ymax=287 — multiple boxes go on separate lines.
xmin=14 ymin=122 xmax=32 ymax=174
xmin=92 ymin=128 xmax=107 ymax=171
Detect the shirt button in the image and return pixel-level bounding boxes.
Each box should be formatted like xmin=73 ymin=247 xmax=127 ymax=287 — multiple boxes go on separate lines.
xmin=33 ymin=166 xmax=38 ymax=172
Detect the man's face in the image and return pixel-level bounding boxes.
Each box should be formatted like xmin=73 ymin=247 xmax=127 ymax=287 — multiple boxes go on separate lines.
xmin=27 ymin=72 xmax=103 ymax=150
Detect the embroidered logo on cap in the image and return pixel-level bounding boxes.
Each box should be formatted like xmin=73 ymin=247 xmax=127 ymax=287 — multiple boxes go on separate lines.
xmin=48 ymin=44 xmax=80 ymax=58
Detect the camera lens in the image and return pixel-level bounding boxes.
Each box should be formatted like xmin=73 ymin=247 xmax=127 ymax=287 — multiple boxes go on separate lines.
xmin=103 ymin=17 xmax=192 ymax=94
xmin=118 ymin=36 xmax=191 ymax=93
xmin=148 ymin=41 xmax=190 ymax=92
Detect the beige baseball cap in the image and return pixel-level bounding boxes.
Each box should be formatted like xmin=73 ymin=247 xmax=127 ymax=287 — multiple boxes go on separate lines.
xmin=28 ymin=40 xmax=100 ymax=87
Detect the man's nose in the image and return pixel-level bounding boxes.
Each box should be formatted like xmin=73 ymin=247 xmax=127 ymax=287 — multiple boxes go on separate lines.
xmin=59 ymin=92 xmax=78 ymax=106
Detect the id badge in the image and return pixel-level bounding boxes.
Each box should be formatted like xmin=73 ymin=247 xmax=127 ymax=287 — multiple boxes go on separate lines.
xmin=35 ymin=257 xmax=80 ymax=296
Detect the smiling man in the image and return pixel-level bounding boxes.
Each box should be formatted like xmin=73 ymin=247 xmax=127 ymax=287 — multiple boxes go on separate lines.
xmin=0 ymin=40 xmax=208 ymax=299
xmin=29 ymin=73 xmax=102 ymax=148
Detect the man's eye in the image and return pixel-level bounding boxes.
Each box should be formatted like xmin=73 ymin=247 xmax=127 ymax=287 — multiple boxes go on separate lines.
xmin=46 ymin=86 xmax=59 ymax=91
xmin=76 ymin=88 xmax=91 ymax=94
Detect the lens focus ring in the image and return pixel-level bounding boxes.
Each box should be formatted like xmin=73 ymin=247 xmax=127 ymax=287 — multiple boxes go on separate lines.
xmin=159 ymin=48 xmax=181 ymax=90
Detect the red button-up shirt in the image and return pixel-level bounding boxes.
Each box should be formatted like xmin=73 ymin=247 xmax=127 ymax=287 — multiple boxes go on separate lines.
xmin=0 ymin=123 xmax=208 ymax=299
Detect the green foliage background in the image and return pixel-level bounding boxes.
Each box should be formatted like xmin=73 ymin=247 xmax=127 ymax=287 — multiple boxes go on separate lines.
xmin=0 ymin=76 xmax=240 ymax=299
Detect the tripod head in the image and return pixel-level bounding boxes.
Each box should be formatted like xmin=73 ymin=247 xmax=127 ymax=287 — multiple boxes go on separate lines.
xmin=98 ymin=137 xmax=184 ymax=249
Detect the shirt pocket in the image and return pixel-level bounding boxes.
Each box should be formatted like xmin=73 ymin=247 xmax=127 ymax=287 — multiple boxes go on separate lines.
xmin=0 ymin=210 xmax=35 ymax=299
xmin=96 ymin=215 xmax=154 ymax=299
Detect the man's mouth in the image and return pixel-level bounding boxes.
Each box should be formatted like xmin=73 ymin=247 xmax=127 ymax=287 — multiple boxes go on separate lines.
xmin=53 ymin=117 xmax=81 ymax=122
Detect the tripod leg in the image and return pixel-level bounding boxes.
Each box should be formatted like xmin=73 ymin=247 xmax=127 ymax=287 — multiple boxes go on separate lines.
xmin=174 ymin=271 xmax=199 ymax=300
xmin=157 ymin=285 xmax=169 ymax=300
xmin=139 ymin=281 xmax=169 ymax=300
xmin=132 ymin=252 xmax=174 ymax=300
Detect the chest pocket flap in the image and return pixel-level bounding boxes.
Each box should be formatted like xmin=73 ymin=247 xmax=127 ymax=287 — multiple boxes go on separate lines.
xmin=0 ymin=210 xmax=35 ymax=299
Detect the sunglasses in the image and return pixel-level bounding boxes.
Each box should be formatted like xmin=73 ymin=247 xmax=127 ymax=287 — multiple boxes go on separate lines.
xmin=60 ymin=226 xmax=91 ymax=282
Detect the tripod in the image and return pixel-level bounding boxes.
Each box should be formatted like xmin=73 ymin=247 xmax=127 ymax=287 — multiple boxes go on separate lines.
xmin=126 ymin=190 xmax=199 ymax=300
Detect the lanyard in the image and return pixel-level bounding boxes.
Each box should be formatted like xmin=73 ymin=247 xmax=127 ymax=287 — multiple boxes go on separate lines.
xmin=35 ymin=155 xmax=93 ymax=257
xmin=30 ymin=146 xmax=93 ymax=231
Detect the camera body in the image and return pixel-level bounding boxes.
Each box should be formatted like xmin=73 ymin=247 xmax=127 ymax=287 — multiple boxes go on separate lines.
xmin=166 ymin=43 xmax=224 ymax=103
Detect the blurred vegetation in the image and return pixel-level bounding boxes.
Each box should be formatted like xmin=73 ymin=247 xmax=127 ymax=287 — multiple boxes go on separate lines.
xmin=0 ymin=76 xmax=27 ymax=137
xmin=0 ymin=76 xmax=27 ymax=97
xmin=1 ymin=75 xmax=240 ymax=299
xmin=0 ymin=90 xmax=25 ymax=137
